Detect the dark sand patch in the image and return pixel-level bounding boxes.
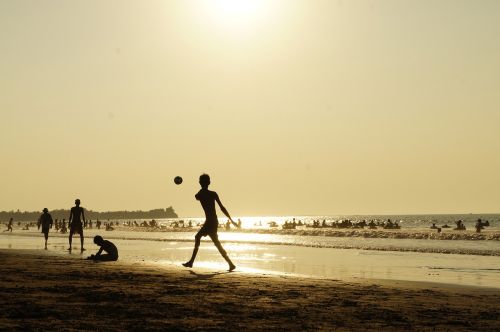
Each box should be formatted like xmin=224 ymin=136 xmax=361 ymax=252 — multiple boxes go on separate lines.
xmin=0 ymin=250 xmax=498 ymax=331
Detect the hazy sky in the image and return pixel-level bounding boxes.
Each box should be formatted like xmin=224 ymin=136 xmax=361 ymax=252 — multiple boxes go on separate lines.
xmin=1 ymin=0 xmax=499 ymax=217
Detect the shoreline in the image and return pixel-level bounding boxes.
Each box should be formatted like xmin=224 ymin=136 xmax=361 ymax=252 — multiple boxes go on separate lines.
xmin=1 ymin=249 xmax=499 ymax=330
xmin=2 ymin=232 xmax=500 ymax=289
xmin=3 ymin=229 xmax=500 ymax=259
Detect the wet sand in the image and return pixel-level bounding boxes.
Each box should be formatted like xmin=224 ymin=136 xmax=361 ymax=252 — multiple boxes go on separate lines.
xmin=0 ymin=250 xmax=499 ymax=331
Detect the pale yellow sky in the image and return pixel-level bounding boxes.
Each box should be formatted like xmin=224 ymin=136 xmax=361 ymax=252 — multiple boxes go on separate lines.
xmin=1 ymin=0 xmax=499 ymax=216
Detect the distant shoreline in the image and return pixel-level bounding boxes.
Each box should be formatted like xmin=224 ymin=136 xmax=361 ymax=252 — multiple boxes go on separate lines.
xmin=2 ymin=211 xmax=500 ymax=222
xmin=0 ymin=207 xmax=178 ymax=221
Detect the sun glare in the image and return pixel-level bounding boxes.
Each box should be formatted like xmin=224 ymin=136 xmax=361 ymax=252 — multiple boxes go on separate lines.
xmin=212 ymin=0 xmax=263 ymax=16
xmin=197 ymin=0 xmax=275 ymax=35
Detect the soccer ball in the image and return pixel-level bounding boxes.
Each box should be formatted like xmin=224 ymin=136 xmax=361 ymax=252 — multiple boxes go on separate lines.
xmin=174 ymin=176 xmax=183 ymax=185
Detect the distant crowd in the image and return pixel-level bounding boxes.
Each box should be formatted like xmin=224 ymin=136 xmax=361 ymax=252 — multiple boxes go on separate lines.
xmin=281 ymin=218 xmax=401 ymax=230
xmin=5 ymin=218 xmax=116 ymax=233
xmin=430 ymin=219 xmax=490 ymax=233
xmin=6 ymin=216 xmax=495 ymax=234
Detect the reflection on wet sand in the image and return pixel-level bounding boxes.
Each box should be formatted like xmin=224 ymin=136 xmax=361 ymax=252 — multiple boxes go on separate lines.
xmin=1 ymin=234 xmax=499 ymax=288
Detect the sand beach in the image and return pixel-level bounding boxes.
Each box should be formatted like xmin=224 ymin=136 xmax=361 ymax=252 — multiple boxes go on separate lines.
xmin=1 ymin=249 xmax=499 ymax=331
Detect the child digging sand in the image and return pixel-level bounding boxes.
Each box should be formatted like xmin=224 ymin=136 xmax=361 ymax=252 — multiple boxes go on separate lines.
xmin=87 ymin=236 xmax=118 ymax=261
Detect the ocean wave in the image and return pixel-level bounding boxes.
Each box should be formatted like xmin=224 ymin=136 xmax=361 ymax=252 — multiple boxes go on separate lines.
xmin=112 ymin=226 xmax=500 ymax=241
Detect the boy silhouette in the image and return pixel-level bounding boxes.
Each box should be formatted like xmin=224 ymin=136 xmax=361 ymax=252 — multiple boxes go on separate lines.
xmin=87 ymin=236 xmax=118 ymax=261
xmin=38 ymin=208 xmax=53 ymax=249
xmin=183 ymin=174 xmax=236 ymax=271
xmin=68 ymin=199 xmax=85 ymax=252
xmin=4 ymin=218 xmax=13 ymax=232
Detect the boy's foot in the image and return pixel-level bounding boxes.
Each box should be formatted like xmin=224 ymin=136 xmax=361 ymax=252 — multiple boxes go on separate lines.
xmin=67 ymin=248 xmax=72 ymax=251
xmin=81 ymin=248 xmax=86 ymax=252
xmin=182 ymin=262 xmax=193 ymax=268
xmin=228 ymin=263 xmax=236 ymax=272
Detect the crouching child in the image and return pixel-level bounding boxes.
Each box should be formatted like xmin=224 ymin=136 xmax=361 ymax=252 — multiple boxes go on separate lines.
xmin=87 ymin=235 xmax=118 ymax=261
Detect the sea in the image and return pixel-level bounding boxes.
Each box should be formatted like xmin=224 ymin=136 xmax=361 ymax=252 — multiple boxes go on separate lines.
xmin=1 ymin=214 xmax=499 ymax=288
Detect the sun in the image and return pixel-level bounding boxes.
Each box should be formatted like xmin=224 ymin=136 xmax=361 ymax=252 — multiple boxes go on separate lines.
xmin=197 ymin=0 xmax=274 ymax=35
xmin=211 ymin=0 xmax=263 ymax=17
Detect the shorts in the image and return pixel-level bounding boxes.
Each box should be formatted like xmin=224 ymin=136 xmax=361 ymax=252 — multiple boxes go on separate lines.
xmin=41 ymin=227 xmax=50 ymax=234
xmin=197 ymin=223 xmax=218 ymax=237
xmin=70 ymin=222 xmax=83 ymax=234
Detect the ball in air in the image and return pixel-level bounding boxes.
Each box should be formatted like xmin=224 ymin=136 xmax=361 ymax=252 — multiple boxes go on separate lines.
xmin=174 ymin=176 xmax=183 ymax=185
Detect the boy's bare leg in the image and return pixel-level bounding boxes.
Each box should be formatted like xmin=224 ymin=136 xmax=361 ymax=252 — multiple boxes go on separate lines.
xmin=183 ymin=232 xmax=202 ymax=267
xmin=210 ymin=234 xmax=236 ymax=271
xmin=80 ymin=233 xmax=85 ymax=252
xmin=68 ymin=231 xmax=73 ymax=251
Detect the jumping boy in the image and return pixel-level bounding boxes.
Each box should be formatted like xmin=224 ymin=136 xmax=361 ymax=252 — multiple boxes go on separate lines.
xmin=183 ymin=174 xmax=237 ymax=271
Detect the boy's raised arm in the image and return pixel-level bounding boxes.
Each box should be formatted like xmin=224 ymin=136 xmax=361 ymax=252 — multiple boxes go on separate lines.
xmin=215 ymin=194 xmax=238 ymax=227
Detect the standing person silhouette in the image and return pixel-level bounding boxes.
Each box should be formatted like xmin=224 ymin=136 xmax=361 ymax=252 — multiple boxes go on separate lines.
xmin=38 ymin=208 xmax=53 ymax=249
xmin=68 ymin=199 xmax=86 ymax=252
xmin=4 ymin=218 xmax=13 ymax=232
xmin=183 ymin=174 xmax=237 ymax=271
